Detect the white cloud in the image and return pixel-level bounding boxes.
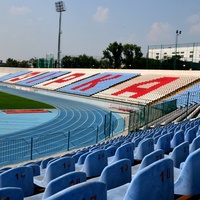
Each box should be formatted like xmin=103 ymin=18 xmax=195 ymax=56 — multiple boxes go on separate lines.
xmin=146 ymin=22 xmax=172 ymax=43
xmin=186 ymin=13 xmax=200 ymax=24
xmin=189 ymin=23 xmax=200 ymax=34
xmin=10 ymin=6 xmax=31 ymax=16
xmin=93 ymin=6 xmax=109 ymax=23
xmin=187 ymin=13 xmax=200 ymax=34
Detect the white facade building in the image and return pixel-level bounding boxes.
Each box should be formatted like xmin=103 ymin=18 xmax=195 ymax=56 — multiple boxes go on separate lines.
xmin=148 ymin=43 xmax=200 ymax=63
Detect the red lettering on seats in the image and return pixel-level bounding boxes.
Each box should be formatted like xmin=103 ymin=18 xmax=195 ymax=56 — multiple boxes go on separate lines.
xmin=10 ymin=72 xmax=41 ymax=82
xmin=71 ymin=74 xmax=122 ymax=91
xmin=26 ymin=72 xmax=58 ymax=84
xmin=43 ymin=73 xmax=85 ymax=86
xmin=112 ymin=77 xmax=178 ymax=98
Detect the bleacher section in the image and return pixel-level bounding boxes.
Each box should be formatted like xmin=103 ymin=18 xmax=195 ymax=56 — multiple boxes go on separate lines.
xmin=94 ymin=74 xmax=199 ymax=104
xmin=57 ymin=72 xmax=139 ymax=96
xmin=4 ymin=71 xmax=45 ymax=84
xmin=0 ymin=69 xmax=200 ymax=107
xmin=16 ymin=71 xmax=69 ymax=87
xmin=0 ymin=70 xmax=30 ymax=82
xmin=34 ymin=72 xmax=99 ymax=90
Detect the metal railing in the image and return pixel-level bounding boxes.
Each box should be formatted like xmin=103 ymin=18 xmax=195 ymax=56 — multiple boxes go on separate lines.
xmin=0 ymin=116 xmax=128 ymax=167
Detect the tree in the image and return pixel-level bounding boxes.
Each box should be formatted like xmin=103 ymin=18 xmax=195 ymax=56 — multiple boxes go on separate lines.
xmin=102 ymin=42 xmax=123 ymax=68
xmin=6 ymin=58 xmax=19 ymax=67
xmin=122 ymin=44 xmax=143 ymax=69
xmin=62 ymin=54 xmax=100 ymax=68
xmin=18 ymin=60 xmax=29 ymax=68
xmin=62 ymin=55 xmax=74 ymax=68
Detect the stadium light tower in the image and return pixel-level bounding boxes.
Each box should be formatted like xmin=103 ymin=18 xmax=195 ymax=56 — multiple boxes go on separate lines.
xmin=55 ymin=1 xmax=66 ymax=68
xmin=174 ymin=30 xmax=181 ymax=70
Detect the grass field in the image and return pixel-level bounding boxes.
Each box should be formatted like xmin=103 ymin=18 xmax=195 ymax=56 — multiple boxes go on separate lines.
xmin=0 ymin=91 xmax=54 ymax=109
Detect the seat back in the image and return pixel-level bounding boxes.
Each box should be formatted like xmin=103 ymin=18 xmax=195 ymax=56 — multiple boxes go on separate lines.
xmin=170 ymin=129 xmax=184 ymax=149
xmin=81 ymin=149 xmax=107 ymax=178
xmin=43 ymin=157 xmax=75 ymax=185
xmin=185 ymin=126 xmax=198 ymax=144
xmin=155 ymin=133 xmax=171 ymax=153
xmin=189 ymin=135 xmax=200 ymax=153
xmin=132 ymin=137 xmax=142 ymax=147
xmin=153 ymin=135 xmax=160 ymax=144
xmin=169 ymin=141 xmax=189 ymax=168
xmin=72 ymin=152 xmax=84 ymax=163
xmin=105 ymin=145 xmax=116 ymax=157
xmin=43 ymin=171 xmax=86 ymax=199
xmin=112 ymin=142 xmax=134 ymax=164
xmin=26 ymin=163 xmax=40 ymax=176
xmin=113 ymin=141 xmax=122 ymax=148
xmin=99 ymin=158 xmax=131 ymax=190
xmin=134 ymin=138 xmax=154 ymax=161
xmin=0 ymin=187 xmax=24 ymax=200
xmin=44 ymin=181 xmax=106 ymax=200
xmin=0 ymin=166 xmax=34 ymax=197
xmin=40 ymin=157 xmax=54 ymax=169
xmin=175 ymin=148 xmax=200 ymax=195
xmin=138 ymin=149 xmax=164 ymax=171
xmin=77 ymin=152 xmax=91 ymax=165
xmin=124 ymin=158 xmax=174 ymax=200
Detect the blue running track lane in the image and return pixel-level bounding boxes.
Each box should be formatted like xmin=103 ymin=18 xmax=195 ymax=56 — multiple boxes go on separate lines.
xmin=0 ymin=85 xmax=124 ymax=166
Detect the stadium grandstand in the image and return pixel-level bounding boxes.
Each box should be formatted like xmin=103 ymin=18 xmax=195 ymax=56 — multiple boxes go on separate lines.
xmin=1 ymin=67 xmax=200 ymax=199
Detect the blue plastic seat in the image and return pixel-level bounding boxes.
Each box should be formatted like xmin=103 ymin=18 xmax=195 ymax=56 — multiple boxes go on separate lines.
xmin=153 ymin=135 xmax=160 ymax=144
xmin=107 ymin=158 xmax=174 ymax=200
xmin=132 ymin=137 xmax=142 ymax=147
xmin=40 ymin=157 xmax=54 ymax=169
xmin=26 ymin=163 xmax=40 ymax=176
xmin=43 ymin=181 xmax=106 ymax=200
xmin=72 ymin=152 xmax=85 ymax=163
xmin=0 ymin=187 xmax=24 ymax=200
xmin=0 ymin=166 xmax=34 ymax=197
xmin=105 ymin=145 xmax=116 ymax=157
xmin=34 ymin=157 xmax=75 ymax=187
xmin=131 ymin=149 xmax=164 ymax=175
xmin=155 ymin=133 xmax=171 ymax=153
xmin=189 ymin=135 xmax=200 ymax=153
xmin=99 ymin=158 xmax=131 ymax=190
xmin=110 ymin=142 xmax=134 ymax=165
xmin=113 ymin=141 xmax=123 ymax=148
xmin=134 ymin=138 xmax=154 ymax=161
xmin=42 ymin=171 xmax=86 ymax=199
xmin=77 ymin=152 xmax=91 ymax=165
xmin=184 ymin=125 xmax=198 ymax=144
xmin=170 ymin=129 xmax=184 ymax=149
xmin=124 ymin=158 xmax=174 ymax=200
xmin=174 ymin=148 xmax=200 ymax=195
xmin=81 ymin=149 xmax=108 ymax=178
xmin=169 ymin=141 xmax=189 ymax=168
xmin=138 ymin=149 xmax=164 ymax=171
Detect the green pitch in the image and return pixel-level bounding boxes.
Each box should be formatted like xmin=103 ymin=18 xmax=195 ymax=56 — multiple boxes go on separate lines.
xmin=0 ymin=92 xmax=54 ymax=109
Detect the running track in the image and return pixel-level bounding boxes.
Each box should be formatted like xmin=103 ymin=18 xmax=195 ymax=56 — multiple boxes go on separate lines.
xmin=0 ymin=85 xmax=123 ymax=165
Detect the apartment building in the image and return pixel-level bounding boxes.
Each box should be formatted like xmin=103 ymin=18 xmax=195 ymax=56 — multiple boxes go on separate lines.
xmin=148 ymin=43 xmax=200 ymax=63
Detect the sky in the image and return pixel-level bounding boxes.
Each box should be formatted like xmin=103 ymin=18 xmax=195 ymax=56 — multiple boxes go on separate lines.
xmin=0 ymin=0 xmax=200 ymax=62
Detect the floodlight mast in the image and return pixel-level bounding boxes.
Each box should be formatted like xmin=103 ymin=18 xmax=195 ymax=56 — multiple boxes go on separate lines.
xmin=174 ymin=30 xmax=182 ymax=70
xmin=55 ymin=1 xmax=66 ymax=68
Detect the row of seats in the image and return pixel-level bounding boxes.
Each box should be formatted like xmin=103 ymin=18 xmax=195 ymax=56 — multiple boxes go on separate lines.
xmin=1 ymin=146 xmax=200 ymax=199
